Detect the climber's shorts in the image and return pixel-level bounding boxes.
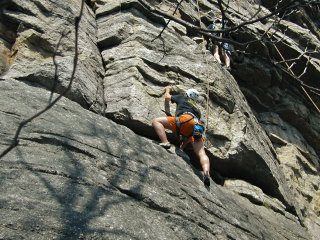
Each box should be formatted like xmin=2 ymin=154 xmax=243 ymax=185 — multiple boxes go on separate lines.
xmin=167 ymin=114 xmax=204 ymax=143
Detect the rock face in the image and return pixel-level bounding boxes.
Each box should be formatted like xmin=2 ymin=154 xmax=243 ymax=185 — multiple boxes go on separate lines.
xmin=0 ymin=0 xmax=319 ymax=239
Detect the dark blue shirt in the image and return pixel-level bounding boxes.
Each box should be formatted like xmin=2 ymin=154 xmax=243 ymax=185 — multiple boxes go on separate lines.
xmin=171 ymin=95 xmax=201 ymax=119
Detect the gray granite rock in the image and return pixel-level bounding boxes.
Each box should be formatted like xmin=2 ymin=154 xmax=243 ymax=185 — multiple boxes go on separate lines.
xmin=1 ymin=0 xmax=319 ymax=239
xmin=1 ymin=0 xmax=106 ymax=113
xmin=0 ymin=78 xmax=310 ymax=240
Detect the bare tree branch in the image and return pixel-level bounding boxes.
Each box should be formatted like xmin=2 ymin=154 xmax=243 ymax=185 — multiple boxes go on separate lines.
xmin=138 ymin=0 xmax=244 ymax=47
xmin=152 ymin=0 xmax=320 ymax=110
xmin=139 ymin=0 xmax=316 ymax=50
xmin=297 ymin=4 xmax=320 ymax=41
xmin=139 ymin=0 xmax=320 ymax=49
xmin=275 ymin=61 xmax=320 ymax=93
xmin=248 ymin=1 xmax=262 ymax=21
xmin=206 ymin=0 xmax=300 ymax=35
xmin=152 ymin=0 xmax=184 ymax=41
xmin=272 ymin=39 xmax=320 ymax=112
xmin=0 ymin=0 xmax=85 ymax=159
xmin=217 ymin=0 xmax=229 ymax=26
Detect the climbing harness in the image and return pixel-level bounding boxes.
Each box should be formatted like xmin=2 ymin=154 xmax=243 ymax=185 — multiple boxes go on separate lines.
xmin=175 ymin=112 xmax=204 ymax=141
xmin=175 ymin=115 xmax=193 ymax=138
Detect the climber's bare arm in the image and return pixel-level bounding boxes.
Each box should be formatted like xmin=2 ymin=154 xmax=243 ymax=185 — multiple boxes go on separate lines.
xmin=164 ymin=85 xmax=172 ymax=102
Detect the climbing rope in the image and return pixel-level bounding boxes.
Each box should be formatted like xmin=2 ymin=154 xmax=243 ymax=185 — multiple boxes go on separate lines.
xmin=196 ymin=0 xmax=211 ymax=140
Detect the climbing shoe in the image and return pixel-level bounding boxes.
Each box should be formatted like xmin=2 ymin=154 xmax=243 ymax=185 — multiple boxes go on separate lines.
xmin=159 ymin=142 xmax=171 ymax=149
xmin=203 ymin=173 xmax=210 ymax=186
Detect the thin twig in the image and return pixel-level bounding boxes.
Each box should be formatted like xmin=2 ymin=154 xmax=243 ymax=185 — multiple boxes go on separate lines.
xmin=237 ymin=42 xmax=320 ymax=95
xmin=310 ymin=89 xmax=320 ymax=97
xmin=152 ymin=0 xmax=184 ymax=41
xmin=272 ymin=38 xmax=320 ymax=113
xmin=289 ymin=62 xmax=296 ymax=70
xmin=298 ymin=56 xmax=310 ymax=78
xmin=217 ymin=0 xmax=228 ymax=26
xmin=274 ymin=44 xmax=309 ymax=64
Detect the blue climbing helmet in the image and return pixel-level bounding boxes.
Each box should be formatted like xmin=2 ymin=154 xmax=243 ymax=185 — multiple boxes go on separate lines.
xmin=186 ymin=88 xmax=199 ymax=100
